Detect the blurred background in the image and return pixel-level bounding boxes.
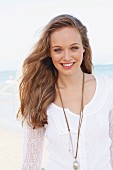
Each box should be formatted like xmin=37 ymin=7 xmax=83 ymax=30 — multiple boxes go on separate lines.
xmin=0 ymin=0 xmax=113 ymax=169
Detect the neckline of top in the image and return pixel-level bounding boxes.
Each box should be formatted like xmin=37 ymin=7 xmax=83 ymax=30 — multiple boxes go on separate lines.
xmin=51 ymin=102 xmax=80 ymax=117
xmin=51 ymin=74 xmax=99 ymax=116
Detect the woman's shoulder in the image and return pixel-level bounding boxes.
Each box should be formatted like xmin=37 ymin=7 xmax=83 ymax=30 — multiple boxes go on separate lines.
xmin=85 ymin=73 xmax=95 ymax=82
xmin=85 ymin=73 xmax=113 ymax=83
xmin=94 ymin=74 xmax=113 ymax=99
xmin=85 ymin=73 xmax=113 ymax=93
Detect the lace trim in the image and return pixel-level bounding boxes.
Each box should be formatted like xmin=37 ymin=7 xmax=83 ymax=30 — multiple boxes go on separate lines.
xmin=22 ymin=121 xmax=45 ymax=170
xmin=109 ymin=109 xmax=113 ymax=169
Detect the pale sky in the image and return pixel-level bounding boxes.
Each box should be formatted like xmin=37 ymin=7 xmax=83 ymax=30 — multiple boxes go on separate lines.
xmin=0 ymin=0 xmax=113 ymax=71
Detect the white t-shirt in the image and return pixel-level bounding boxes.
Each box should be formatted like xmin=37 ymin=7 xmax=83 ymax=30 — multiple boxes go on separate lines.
xmin=22 ymin=74 xmax=113 ymax=170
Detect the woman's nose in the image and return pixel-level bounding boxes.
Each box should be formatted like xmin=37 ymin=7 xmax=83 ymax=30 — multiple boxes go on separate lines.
xmin=63 ymin=50 xmax=71 ymax=61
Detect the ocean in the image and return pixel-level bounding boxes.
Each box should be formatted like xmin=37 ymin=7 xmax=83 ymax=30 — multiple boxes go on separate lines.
xmin=0 ymin=64 xmax=113 ymax=130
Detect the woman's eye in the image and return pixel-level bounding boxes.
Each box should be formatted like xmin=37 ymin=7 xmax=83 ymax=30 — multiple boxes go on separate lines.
xmin=54 ymin=48 xmax=62 ymax=53
xmin=71 ymin=46 xmax=79 ymax=50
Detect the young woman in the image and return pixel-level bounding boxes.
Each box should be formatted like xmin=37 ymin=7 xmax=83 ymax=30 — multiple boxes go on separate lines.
xmin=17 ymin=14 xmax=113 ymax=170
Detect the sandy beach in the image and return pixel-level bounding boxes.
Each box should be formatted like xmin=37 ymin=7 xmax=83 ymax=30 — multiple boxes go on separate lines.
xmin=0 ymin=127 xmax=23 ymax=170
xmin=0 ymin=126 xmax=47 ymax=170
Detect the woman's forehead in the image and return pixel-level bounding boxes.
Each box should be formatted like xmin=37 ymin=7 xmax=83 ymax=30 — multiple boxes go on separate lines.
xmin=50 ymin=27 xmax=82 ymax=47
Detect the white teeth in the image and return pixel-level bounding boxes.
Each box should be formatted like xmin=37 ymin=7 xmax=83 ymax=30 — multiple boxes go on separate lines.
xmin=62 ymin=63 xmax=73 ymax=66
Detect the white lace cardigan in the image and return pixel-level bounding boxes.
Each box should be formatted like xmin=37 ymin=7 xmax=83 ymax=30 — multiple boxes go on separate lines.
xmin=22 ymin=75 xmax=113 ymax=170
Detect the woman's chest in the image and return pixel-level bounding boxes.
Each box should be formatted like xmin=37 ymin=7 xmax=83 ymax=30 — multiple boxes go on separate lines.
xmin=45 ymin=104 xmax=111 ymax=142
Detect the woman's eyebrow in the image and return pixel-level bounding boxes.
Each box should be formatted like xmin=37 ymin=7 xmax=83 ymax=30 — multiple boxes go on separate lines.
xmin=70 ymin=43 xmax=80 ymax=46
xmin=51 ymin=45 xmax=62 ymax=48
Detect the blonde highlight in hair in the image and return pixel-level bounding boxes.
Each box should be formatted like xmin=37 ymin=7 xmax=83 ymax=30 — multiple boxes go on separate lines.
xmin=17 ymin=14 xmax=93 ymax=129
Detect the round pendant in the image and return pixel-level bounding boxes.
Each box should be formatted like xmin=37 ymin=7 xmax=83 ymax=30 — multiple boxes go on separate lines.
xmin=73 ymin=159 xmax=79 ymax=170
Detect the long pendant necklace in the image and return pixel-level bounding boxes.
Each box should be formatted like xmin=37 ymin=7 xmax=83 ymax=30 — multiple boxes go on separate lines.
xmin=57 ymin=72 xmax=85 ymax=170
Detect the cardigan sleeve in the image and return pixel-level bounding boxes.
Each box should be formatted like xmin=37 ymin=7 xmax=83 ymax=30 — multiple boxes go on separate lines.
xmin=21 ymin=121 xmax=45 ymax=170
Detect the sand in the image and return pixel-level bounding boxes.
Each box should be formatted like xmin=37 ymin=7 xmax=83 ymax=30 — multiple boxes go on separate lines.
xmin=0 ymin=128 xmax=23 ymax=170
xmin=0 ymin=127 xmax=47 ymax=170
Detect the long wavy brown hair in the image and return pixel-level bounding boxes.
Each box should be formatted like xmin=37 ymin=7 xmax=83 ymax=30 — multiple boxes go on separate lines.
xmin=17 ymin=14 xmax=93 ymax=129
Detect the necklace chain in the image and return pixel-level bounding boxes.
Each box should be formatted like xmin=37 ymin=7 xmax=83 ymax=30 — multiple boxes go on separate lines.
xmin=56 ymin=72 xmax=85 ymax=161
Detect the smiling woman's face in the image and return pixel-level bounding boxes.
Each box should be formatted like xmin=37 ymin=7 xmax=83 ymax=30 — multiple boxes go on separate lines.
xmin=50 ymin=26 xmax=85 ymax=76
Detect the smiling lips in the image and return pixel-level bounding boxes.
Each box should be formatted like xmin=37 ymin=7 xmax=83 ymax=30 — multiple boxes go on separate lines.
xmin=61 ymin=62 xmax=75 ymax=69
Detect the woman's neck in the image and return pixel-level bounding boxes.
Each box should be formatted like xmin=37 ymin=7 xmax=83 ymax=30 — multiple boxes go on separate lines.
xmin=57 ymin=69 xmax=84 ymax=90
